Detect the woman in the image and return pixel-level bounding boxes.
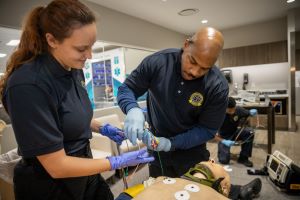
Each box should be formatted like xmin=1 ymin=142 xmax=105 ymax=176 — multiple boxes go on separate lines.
xmin=0 ymin=0 xmax=154 ymax=199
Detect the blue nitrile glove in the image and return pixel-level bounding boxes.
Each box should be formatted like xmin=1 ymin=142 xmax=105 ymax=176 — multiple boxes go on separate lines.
xmin=142 ymin=129 xmax=171 ymax=152
xmin=100 ymin=124 xmax=125 ymax=145
xmin=124 ymin=107 xmax=145 ymax=145
xmin=107 ymin=148 xmax=154 ymax=170
xmin=249 ymin=109 xmax=258 ymax=116
xmin=221 ymin=139 xmax=235 ymax=147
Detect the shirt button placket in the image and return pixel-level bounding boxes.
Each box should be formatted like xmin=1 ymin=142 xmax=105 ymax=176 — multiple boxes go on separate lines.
xmin=177 ymin=81 xmax=184 ymax=95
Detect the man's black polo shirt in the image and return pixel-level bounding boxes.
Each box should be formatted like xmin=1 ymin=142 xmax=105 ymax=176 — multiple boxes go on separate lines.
xmin=124 ymin=48 xmax=228 ymax=138
xmin=219 ymin=106 xmax=250 ymax=139
xmin=2 ymin=53 xmax=93 ymax=158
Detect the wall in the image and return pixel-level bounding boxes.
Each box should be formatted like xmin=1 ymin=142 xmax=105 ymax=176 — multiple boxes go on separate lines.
xmin=93 ymin=101 xmax=146 ymax=122
xmin=123 ymin=48 xmax=155 ymax=74
xmin=222 ymin=18 xmax=287 ymax=49
xmin=222 ymin=62 xmax=289 ymax=91
xmin=0 ymin=0 xmax=186 ymax=50
xmin=218 ymin=41 xmax=287 ymax=68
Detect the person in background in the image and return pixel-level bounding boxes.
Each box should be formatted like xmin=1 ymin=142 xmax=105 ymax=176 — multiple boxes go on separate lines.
xmin=0 ymin=0 xmax=154 ymax=199
xmin=215 ymin=97 xmax=257 ymax=167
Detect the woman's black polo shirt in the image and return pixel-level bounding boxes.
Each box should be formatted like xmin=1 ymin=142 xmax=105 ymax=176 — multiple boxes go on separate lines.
xmin=2 ymin=53 xmax=93 ymax=158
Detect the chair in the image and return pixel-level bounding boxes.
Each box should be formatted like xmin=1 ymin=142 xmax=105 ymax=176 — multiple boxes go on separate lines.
xmin=0 ymin=125 xmax=17 ymax=154
xmin=92 ymin=114 xmax=145 ymax=156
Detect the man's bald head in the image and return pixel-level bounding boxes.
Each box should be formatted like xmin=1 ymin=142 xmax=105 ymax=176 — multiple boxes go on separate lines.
xmin=181 ymin=27 xmax=224 ymax=80
xmin=191 ymin=27 xmax=224 ymax=57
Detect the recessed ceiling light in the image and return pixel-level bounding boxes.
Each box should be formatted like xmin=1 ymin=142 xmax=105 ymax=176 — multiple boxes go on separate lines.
xmin=162 ymin=0 xmax=167 ymax=2
xmin=178 ymin=8 xmax=199 ymax=16
xmin=6 ymin=40 xmax=20 ymax=46
xmin=287 ymin=0 xmax=295 ymax=3
xmin=0 ymin=53 xmax=7 ymax=58
xmin=201 ymin=19 xmax=208 ymax=24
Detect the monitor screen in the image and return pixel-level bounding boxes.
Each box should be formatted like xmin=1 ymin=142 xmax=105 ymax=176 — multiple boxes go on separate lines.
xmin=270 ymin=159 xmax=279 ymax=173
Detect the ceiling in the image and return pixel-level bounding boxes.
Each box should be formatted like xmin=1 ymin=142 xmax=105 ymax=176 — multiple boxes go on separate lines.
xmin=1 ymin=0 xmax=299 ymax=73
xmin=0 ymin=27 xmax=21 ymax=73
xmin=87 ymin=0 xmax=299 ymax=35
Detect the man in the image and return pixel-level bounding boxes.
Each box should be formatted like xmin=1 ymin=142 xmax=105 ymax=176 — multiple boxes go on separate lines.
xmin=118 ymin=27 xmax=227 ymax=175
xmin=118 ymin=27 xmax=260 ymax=199
xmin=215 ymin=97 xmax=257 ymax=167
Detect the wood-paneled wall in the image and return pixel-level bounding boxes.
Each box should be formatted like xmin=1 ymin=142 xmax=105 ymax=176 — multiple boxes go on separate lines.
xmin=218 ymin=41 xmax=288 ymax=68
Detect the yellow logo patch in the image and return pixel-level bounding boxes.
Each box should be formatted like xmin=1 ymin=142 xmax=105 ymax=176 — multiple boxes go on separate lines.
xmin=189 ymin=92 xmax=204 ymax=107
xmin=233 ymin=116 xmax=239 ymax=121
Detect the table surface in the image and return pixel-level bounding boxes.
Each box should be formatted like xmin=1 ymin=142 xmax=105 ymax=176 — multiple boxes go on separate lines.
xmin=237 ymin=102 xmax=270 ymax=107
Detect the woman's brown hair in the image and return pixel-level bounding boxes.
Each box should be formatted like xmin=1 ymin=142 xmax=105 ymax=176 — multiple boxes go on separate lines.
xmin=0 ymin=0 xmax=95 ymax=97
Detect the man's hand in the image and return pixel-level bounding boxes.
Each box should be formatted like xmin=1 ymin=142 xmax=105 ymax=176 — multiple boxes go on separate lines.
xmin=124 ymin=107 xmax=145 ymax=145
xmin=221 ymin=139 xmax=235 ymax=147
xmin=142 ymin=129 xmax=171 ymax=152
xmin=100 ymin=124 xmax=125 ymax=145
xmin=249 ymin=109 xmax=258 ymax=116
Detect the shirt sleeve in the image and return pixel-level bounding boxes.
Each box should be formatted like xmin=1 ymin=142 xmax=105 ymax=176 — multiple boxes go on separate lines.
xmin=117 ymin=83 xmax=140 ymax=114
xmin=239 ymin=107 xmax=250 ymax=118
xmin=170 ymin=126 xmax=216 ymax=150
xmin=198 ymin=88 xmax=229 ymax=130
xmin=237 ymin=107 xmax=250 ymax=125
xmin=5 ymin=84 xmax=64 ymax=157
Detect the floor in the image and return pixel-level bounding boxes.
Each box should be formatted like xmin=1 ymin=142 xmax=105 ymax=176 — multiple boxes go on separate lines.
xmin=109 ymin=117 xmax=300 ymax=199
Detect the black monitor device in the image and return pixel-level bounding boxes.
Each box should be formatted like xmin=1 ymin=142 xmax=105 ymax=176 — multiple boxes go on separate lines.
xmin=243 ymin=73 xmax=248 ymax=84
xmin=221 ymin=70 xmax=232 ymax=84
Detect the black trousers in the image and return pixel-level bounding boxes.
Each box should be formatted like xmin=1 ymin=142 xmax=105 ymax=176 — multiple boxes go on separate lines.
xmin=13 ymin=145 xmax=114 ymax=200
xmin=218 ymin=127 xmax=254 ymax=164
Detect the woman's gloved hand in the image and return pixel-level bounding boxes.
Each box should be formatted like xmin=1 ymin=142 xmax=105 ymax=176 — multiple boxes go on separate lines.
xmin=249 ymin=109 xmax=258 ymax=116
xmin=107 ymin=148 xmax=154 ymax=170
xmin=142 ymin=129 xmax=171 ymax=152
xmin=100 ymin=124 xmax=125 ymax=145
xmin=221 ymin=139 xmax=235 ymax=147
xmin=124 ymin=107 xmax=145 ymax=145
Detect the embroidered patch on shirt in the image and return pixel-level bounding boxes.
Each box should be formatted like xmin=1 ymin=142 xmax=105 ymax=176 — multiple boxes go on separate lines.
xmin=188 ymin=92 xmax=204 ymax=107
xmin=233 ymin=115 xmax=239 ymax=121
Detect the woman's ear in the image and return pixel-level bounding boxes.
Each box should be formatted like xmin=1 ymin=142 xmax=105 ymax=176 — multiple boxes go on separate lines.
xmin=45 ymin=33 xmax=58 ymax=49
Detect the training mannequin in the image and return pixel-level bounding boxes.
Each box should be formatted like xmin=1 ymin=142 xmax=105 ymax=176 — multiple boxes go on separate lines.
xmin=116 ymin=160 xmax=231 ymax=200
xmin=133 ymin=176 xmax=228 ymax=200
xmin=0 ymin=119 xmax=6 ymax=132
xmin=185 ymin=160 xmax=231 ymax=197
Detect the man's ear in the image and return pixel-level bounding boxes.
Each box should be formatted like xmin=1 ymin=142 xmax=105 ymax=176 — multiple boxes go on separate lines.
xmin=45 ymin=33 xmax=59 ymax=49
xmin=183 ymin=39 xmax=190 ymax=48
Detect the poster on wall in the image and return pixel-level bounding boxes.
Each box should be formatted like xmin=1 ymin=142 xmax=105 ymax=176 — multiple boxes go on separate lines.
xmin=110 ymin=48 xmax=126 ymax=97
xmin=83 ymin=60 xmax=95 ymax=109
